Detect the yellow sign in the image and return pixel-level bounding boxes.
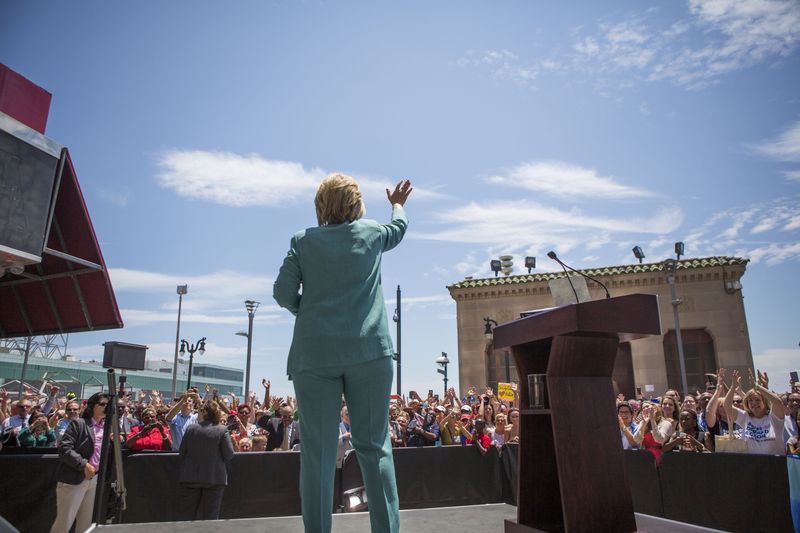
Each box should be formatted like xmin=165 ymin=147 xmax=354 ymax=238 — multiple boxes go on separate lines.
xmin=497 ymin=382 xmax=515 ymax=402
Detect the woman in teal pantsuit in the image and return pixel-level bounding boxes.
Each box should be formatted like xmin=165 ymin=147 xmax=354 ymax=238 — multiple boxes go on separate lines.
xmin=274 ymin=173 xmax=412 ymax=533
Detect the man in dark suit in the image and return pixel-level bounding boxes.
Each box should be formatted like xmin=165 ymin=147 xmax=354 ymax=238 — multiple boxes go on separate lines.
xmin=51 ymin=393 xmax=109 ymax=533
xmin=260 ymin=405 xmax=300 ymax=451
xmin=178 ymin=401 xmax=235 ymax=520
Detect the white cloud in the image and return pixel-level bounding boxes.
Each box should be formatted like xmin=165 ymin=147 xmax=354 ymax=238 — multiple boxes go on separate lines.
xmin=752 ymin=348 xmax=800 ymax=388
xmin=108 ymin=268 xmax=283 ymax=326
xmin=457 ymin=49 xmax=539 ymax=88
xmin=751 ymin=120 xmax=800 ymax=162
xmin=746 ymin=242 xmax=800 ymax=266
xmin=109 ymin=268 xmax=273 ymax=300
xmin=679 ymin=197 xmax=800 ymax=266
xmin=156 ymin=149 xmax=445 ymax=207
xmin=417 ymin=200 xmax=682 ymax=249
xmin=487 ymin=161 xmax=656 ymax=200
xmin=784 ymin=170 xmax=800 ymax=183
xmin=563 ymin=0 xmax=800 ymax=91
xmin=156 ymin=150 xmax=324 ymax=207
xmin=461 ymin=2 xmax=799 ymax=93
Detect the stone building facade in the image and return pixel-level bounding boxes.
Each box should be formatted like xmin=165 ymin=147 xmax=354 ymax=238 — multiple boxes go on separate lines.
xmin=446 ymin=256 xmax=752 ymax=398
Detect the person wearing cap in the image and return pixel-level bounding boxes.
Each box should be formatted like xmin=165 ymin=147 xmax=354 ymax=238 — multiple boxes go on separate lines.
xmin=273 ymin=174 xmax=411 ymax=533
xmin=406 ymin=404 xmax=439 ymax=447
xmin=457 ymin=413 xmax=474 ymax=446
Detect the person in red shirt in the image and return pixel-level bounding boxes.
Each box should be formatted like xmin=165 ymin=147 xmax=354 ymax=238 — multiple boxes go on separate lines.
xmin=457 ymin=418 xmax=491 ymax=455
xmin=469 ymin=419 xmax=491 ymax=455
xmin=125 ymin=407 xmax=171 ymax=451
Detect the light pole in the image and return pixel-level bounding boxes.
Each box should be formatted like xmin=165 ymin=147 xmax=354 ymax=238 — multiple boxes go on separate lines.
xmin=171 ymin=284 xmax=188 ymax=400
xmin=663 ymin=259 xmax=689 ymax=397
xmin=393 ymin=285 xmax=401 ymax=396
xmin=180 ymin=337 xmax=206 ymax=391
xmin=436 ymin=352 xmax=450 ymax=398
xmin=237 ymin=300 xmax=260 ymax=399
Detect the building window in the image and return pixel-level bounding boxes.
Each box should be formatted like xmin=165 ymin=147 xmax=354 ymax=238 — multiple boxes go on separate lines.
xmin=663 ymin=329 xmax=716 ymax=392
xmin=486 ymin=345 xmax=518 ymax=392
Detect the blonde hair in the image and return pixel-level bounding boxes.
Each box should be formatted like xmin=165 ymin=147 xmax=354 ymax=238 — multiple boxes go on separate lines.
xmin=315 ymin=173 xmax=365 ymax=226
xmin=743 ymin=389 xmax=770 ymax=417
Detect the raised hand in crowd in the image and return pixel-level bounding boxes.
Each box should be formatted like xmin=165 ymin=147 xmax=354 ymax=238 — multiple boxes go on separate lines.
xmin=269 ymin=396 xmax=284 ymax=414
xmin=228 ymin=392 xmax=239 ymax=410
xmin=757 ymin=369 xmax=769 ymax=390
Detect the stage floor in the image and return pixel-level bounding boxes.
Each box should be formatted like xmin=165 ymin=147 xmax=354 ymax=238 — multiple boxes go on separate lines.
xmin=90 ymin=504 xmax=728 ymax=533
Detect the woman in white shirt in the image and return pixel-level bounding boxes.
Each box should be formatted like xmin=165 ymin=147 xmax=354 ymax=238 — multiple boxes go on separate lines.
xmin=491 ymin=413 xmax=508 ymax=447
xmin=724 ymin=369 xmax=785 ymax=455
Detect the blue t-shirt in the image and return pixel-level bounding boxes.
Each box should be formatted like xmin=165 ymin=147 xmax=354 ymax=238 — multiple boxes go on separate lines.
xmin=169 ymin=412 xmax=198 ymax=451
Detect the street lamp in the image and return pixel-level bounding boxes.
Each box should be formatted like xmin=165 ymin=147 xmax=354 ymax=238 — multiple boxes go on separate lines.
xmin=436 ymin=352 xmax=450 ymax=398
xmin=237 ymin=300 xmax=260 ymax=398
xmin=171 ymin=284 xmax=188 ymax=400
xmin=663 ymin=259 xmax=689 ymax=397
xmin=484 ymin=317 xmax=498 ymax=340
xmin=180 ymin=336 xmax=206 ymax=390
xmin=392 ymin=285 xmax=402 ymax=396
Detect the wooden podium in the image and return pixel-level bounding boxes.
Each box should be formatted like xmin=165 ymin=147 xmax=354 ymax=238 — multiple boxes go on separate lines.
xmin=493 ymin=294 xmax=662 ymax=533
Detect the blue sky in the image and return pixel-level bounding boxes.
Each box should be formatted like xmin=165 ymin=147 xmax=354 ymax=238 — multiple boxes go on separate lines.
xmin=2 ymin=0 xmax=799 ymax=397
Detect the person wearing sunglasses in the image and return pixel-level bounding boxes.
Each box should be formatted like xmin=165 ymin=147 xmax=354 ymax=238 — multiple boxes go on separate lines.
xmin=54 ymin=401 xmax=82 ymax=441
xmin=1 ymin=398 xmax=33 ymax=446
xmin=51 ymin=392 xmax=110 ymax=533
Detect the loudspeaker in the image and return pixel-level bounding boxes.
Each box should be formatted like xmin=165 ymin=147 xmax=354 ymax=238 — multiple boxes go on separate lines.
xmin=102 ymin=342 xmax=148 ymax=371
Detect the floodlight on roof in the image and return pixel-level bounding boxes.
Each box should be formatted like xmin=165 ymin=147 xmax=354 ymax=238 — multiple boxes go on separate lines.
xmin=632 ymin=246 xmax=645 ymax=264
xmin=490 ymin=260 xmax=501 ymax=277
xmin=675 ymin=242 xmax=685 ymax=260
xmin=524 ymin=256 xmax=536 ymax=273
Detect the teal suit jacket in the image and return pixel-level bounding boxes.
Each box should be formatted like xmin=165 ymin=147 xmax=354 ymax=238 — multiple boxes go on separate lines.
xmin=274 ymin=206 xmax=408 ymax=377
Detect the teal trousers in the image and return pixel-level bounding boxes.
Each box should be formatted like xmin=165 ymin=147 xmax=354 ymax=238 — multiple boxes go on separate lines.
xmin=293 ymin=356 xmax=400 ymax=533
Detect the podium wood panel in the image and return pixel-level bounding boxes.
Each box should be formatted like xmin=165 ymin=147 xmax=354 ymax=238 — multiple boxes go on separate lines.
xmin=494 ymin=294 xmax=660 ymax=533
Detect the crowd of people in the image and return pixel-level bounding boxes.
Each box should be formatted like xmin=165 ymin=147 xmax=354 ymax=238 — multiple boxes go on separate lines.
xmin=1 ymin=366 xmax=798 ymax=531
xmin=3 ymin=369 xmax=799 ymax=461
xmin=617 ymin=368 xmax=800 ymax=464
xmin=0 ymin=380 xmax=520 ymax=456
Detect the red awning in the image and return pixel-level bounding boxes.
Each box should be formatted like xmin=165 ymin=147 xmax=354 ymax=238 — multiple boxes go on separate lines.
xmin=0 ymin=148 xmax=124 ymax=337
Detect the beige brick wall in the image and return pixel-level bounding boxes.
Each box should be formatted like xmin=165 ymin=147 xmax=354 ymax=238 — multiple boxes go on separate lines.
xmin=448 ymin=262 xmax=752 ymax=397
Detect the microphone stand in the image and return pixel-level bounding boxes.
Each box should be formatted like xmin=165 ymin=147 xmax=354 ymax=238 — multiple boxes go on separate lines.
xmin=547 ymin=252 xmax=579 ymax=304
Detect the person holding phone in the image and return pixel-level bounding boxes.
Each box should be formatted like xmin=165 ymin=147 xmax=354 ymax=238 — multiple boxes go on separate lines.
xmin=125 ymin=407 xmax=172 ymax=451
xmin=274 ymin=174 xmax=411 ymax=533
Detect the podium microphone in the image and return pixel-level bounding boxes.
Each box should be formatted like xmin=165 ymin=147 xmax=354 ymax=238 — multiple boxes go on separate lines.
xmin=547 ymin=251 xmax=579 ymax=304
xmin=547 ymin=251 xmax=611 ymax=299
